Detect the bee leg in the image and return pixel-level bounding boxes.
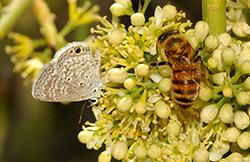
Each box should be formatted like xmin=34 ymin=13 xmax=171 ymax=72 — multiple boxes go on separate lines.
xmin=149 ymin=61 xmax=169 ymax=67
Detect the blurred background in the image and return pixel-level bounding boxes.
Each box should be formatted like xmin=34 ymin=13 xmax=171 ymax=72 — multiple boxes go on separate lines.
xmin=0 ymin=0 xmax=201 ymax=162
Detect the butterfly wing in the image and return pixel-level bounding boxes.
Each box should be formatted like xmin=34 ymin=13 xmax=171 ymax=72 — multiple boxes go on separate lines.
xmin=32 ymin=61 xmax=86 ymax=102
xmin=56 ymin=42 xmax=102 ymax=99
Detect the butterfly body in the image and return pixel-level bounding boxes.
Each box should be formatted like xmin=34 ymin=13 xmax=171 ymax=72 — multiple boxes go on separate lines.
xmin=32 ymin=42 xmax=102 ymax=102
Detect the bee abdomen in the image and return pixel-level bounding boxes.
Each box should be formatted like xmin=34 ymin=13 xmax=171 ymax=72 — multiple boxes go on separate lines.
xmin=171 ymin=69 xmax=200 ymax=108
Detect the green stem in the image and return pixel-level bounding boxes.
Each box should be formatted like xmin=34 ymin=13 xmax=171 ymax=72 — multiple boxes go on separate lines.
xmin=0 ymin=0 xmax=33 ymax=39
xmin=59 ymin=21 xmax=76 ymax=37
xmin=202 ymin=0 xmax=226 ymax=35
xmin=141 ymin=0 xmax=151 ymax=14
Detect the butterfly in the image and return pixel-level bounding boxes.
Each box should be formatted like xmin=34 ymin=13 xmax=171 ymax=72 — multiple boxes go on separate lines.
xmin=32 ymin=42 xmax=102 ymax=103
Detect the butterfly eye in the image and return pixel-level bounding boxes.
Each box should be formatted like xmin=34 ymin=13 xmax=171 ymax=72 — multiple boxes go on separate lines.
xmin=74 ymin=46 xmax=82 ymax=54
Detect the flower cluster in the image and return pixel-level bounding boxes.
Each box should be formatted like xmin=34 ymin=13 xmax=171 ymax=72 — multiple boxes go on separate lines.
xmin=5 ymin=0 xmax=99 ymax=83
xmin=77 ymin=1 xmax=250 ymax=162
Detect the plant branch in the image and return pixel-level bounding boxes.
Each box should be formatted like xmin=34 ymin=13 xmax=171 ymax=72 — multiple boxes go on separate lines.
xmin=0 ymin=0 xmax=33 ymax=39
xmin=202 ymin=0 xmax=226 ymax=35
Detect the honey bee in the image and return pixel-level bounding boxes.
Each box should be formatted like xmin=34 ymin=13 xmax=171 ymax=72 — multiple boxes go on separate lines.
xmin=157 ymin=30 xmax=205 ymax=108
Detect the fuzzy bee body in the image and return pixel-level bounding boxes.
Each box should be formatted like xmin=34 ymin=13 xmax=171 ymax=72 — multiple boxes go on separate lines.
xmin=157 ymin=30 xmax=204 ymax=108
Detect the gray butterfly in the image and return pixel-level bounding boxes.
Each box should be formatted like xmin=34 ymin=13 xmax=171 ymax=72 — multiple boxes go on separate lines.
xmin=32 ymin=42 xmax=102 ymax=102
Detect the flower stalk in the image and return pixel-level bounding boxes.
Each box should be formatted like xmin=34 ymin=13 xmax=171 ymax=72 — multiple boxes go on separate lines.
xmin=202 ymin=0 xmax=226 ymax=35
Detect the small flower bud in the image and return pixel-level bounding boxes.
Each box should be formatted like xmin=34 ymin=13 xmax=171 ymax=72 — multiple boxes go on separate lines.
xmin=248 ymin=106 xmax=250 ymax=116
xmin=158 ymin=78 xmax=171 ymax=93
xmin=207 ymin=57 xmax=218 ymax=69
xmin=115 ymin=0 xmax=132 ymax=9
xmin=212 ymin=49 xmax=223 ymax=71
xmin=236 ymin=91 xmax=250 ymax=105
xmin=238 ymin=48 xmax=250 ymax=65
xmin=124 ymin=78 xmax=136 ymax=90
xmin=222 ymin=86 xmax=233 ymax=98
xmin=218 ymin=159 xmax=227 ymax=162
xmin=110 ymin=3 xmax=127 ymax=17
xmin=243 ymin=77 xmax=250 ymax=90
xmin=166 ymin=121 xmax=180 ymax=136
xmin=187 ymin=36 xmax=199 ymax=50
xmin=221 ymin=48 xmax=236 ymax=65
xmin=223 ymin=127 xmax=241 ymax=143
xmin=234 ymin=110 xmax=250 ymax=130
xmin=130 ymin=13 xmax=145 ymax=27
xmin=194 ymin=21 xmax=209 ymax=42
xmin=232 ymin=22 xmax=250 ymax=37
xmin=212 ymin=72 xmax=226 ymax=86
xmin=134 ymin=90 xmax=147 ymax=114
xmin=193 ymin=148 xmax=209 ymax=162
xmin=147 ymin=144 xmax=161 ymax=159
xmin=209 ymin=151 xmax=222 ymax=162
xmin=111 ymin=141 xmax=128 ymax=160
xmin=107 ymin=30 xmax=125 ymax=45
xmin=116 ymin=95 xmax=133 ymax=113
xmin=218 ymin=33 xmax=232 ymax=47
xmin=237 ymin=131 xmax=250 ymax=150
xmin=135 ymin=64 xmax=149 ymax=76
xmin=78 ymin=130 xmax=94 ymax=144
xmin=240 ymin=60 xmax=250 ymax=74
xmin=199 ymin=84 xmax=213 ymax=101
xmin=155 ymin=100 xmax=171 ymax=119
xmin=218 ymin=103 xmax=234 ymax=124
xmin=200 ymin=104 xmax=219 ymax=124
xmin=162 ymin=5 xmax=177 ymax=20
xmin=205 ymin=35 xmax=219 ymax=51
xmin=98 ymin=151 xmax=111 ymax=162
xmin=108 ymin=68 xmax=127 ymax=83
xmin=158 ymin=65 xmax=172 ymax=77
xmin=134 ymin=144 xmax=147 ymax=158
xmin=226 ymin=152 xmax=243 ymax=162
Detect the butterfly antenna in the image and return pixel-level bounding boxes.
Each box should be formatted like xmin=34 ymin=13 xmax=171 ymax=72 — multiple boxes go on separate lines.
xmin=78 ymin=101 xmax=87 ymax=124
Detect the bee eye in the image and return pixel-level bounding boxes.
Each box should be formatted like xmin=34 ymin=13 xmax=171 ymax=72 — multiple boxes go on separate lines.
xmin=158 ymin=34 xmax=166 ymax=42
xmin=74 ymin=46 xmax=81 ymax=54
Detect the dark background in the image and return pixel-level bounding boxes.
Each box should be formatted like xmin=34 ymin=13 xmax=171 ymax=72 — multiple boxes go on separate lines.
xmin=0 ymin=0 xmax=201 ymax=162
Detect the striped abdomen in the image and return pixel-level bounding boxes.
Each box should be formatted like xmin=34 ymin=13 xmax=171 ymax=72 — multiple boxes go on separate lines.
xmin=171 ymin=63 xmax=202 ymax=108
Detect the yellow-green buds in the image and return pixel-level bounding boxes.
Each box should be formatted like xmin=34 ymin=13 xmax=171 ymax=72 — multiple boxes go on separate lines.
xmin=187 ymin=36 xmax=199 ymax=50
xmin=234 ymin=110 xmax=250 ymax=130
xmin=212 ymin=72 xmax=226 ymax=86
xmin=134 ymin=90 xmax=147 ymax=114
xmin=166 ymin=121 xmax=181 ymax=136
xmin=155 ymin=100 xmax=171 ymax=119
xmin=133 ymin=144 xmax=147 ymax=158
xmin=135 ymin=64 xmax=149 ymax=76
xmin=111 ymin=141 xmax=128 ymax=160
xmin=221 ymin=48 xmax=236 ymax=65
xmin=207 ymin=57 xmax=218 ymax=69
xmin=199 ymin=84 xmax=213 ymax=101
xmin=240 ymin=60 xmax=250 ymax=74
xmin=218 ymin=103 xmax=234 ymax=124
xmin=223 ymin=86 xmax=233 ymax=98
xmin=162 ymin=5 xmax=177 ymax=21
xmin=243 ymin=77 xmax=250 ymax=90
xmin=193 ymin=148 xmax=209 ymax=162
xmin=194 ymin=21 xmax=209 ymax=42
xmin=158 ymin=78 xmax=171 ymax=93
xmin=200 ymin=104 xmax=219 ymax=124
xmin=236 ymin=91 xmax=250 ymax=105
xmin=223 ymin=127 xmax=241 ymax=143
xmin=237 ymin=131 xmax=250 ymax=150
xmin=237 ymin=48 xmax=250 ymax=65
xmin=116 ymin=95 xmax=133 ymax=113
xmin=147 ymin=144 xmax=161 ymax=159
xmin=226 ymin=152 xmax=243 ymax=162
xmin=78 ymin=130 xmax=94 ymax=144
xmin=130 ymin=13 xmax=145 ymax=27
xmin=98 ymin=151 xmax=111 ymax=162
xmin=158 ymin=65 xmax=172 ymax=77
xmin=218 ymin=33 xmax=232 ymax=47
xmin=232 ymin=22 xmax=250 ymax=37
xmin=123 ymin=78 xmax=136 ymax=90
xmin=107 ymin=29 xmax=125 ymax=45
xmin=115 ymin=0 xmax=132 ymax=9
xmin=205 ymin=35 xmax=219 ymax=51
xmin=108 ymin=68 xmax=127 ymax=83
xmin=110 ymin=3 xmax=127 ymax=17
